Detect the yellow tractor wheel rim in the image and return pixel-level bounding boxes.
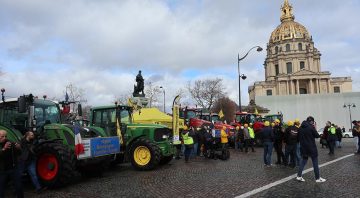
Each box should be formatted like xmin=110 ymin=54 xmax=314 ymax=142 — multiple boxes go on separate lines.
xmin=134 ymin=146 xmax=151 ymax=166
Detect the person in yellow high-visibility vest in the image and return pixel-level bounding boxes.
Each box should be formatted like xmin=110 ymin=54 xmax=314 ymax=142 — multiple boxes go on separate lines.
xmin=327 ymin=124 xmax=337 ymax=155
xmin=248 ymin=123 xmax=256 ymax=152
xmin=181 ymin=126 xmax=194 ymax=163
xmin=220 ymin=126 xmax=228 ymax=150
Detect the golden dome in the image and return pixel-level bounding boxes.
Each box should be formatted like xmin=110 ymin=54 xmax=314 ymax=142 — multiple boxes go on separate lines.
xmin=269 ymin=0 xmax=311 ymax=43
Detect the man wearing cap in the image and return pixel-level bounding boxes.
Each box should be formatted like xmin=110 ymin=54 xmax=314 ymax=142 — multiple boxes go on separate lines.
xmin=248 ymin=123 xmax=256 ymax=152
xmin=284 ymin=121 xmax=298 ymax=167
xmin=273 ymin=119 xmax=285 ymax=165
xmin=296 ymin=116 xmax=326 ymax=183
xmin=260 ymin=121 xmax=274 ymax=167
xmin=181 ymin=126 xmax=194 ymax=163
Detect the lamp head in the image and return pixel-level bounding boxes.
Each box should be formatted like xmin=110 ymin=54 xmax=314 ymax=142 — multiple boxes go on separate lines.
xmin=353 ymin=104 xmax=356 ymax=108
xmin=343 ymin=104 xmax=346 ymax=108
xmin=256 ymin=47 xmax=263 ymax=52
xmin=241 ymin=74 xmax=247 ymax=80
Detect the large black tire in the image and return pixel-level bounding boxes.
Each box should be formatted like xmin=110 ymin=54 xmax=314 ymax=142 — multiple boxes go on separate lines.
xmin=129 ymin=138 xmax=161 ymax=170
xmin=159 ymin=155 xmax=173 ymax=165
xmin=36 ymin=142 xmax=77 ymax=188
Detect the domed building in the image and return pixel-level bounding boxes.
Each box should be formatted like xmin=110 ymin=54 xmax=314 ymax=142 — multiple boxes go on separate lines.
xmin=249 ymin=0 xmax=352 ymax=101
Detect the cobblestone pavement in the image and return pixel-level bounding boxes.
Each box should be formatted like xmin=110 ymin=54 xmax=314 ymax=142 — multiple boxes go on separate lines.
xmin=18 ymin=138 xmax=360 ymax=198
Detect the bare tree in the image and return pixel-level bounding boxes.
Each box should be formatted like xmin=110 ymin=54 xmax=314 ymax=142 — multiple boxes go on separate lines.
xmin=212 ymin=97 xmax=237 ymax=123
xmin=187 ymin=78 xmax=226 ymax=111
xmin=144 ymin=81 xmax=161 ymax=108
xmin=64 ymin=83 xmax=87 ymax=113
xmin=114 ymin=91 xmax=132 ymax=105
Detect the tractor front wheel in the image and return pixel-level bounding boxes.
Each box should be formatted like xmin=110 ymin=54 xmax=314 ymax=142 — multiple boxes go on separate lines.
xmin=36 ymin=142 xmax=76 ymax=188
xmin=130 ymin=138 xmax=161 ymax=170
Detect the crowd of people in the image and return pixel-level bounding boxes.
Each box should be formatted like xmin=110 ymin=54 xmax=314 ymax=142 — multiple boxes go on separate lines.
xmin=176 ymin=124 xmax=230 ymax=163
xmin=0 ymin=129 xmax=46 ymax=198
xmin=254 ymin=117 xmax=327 ymax=182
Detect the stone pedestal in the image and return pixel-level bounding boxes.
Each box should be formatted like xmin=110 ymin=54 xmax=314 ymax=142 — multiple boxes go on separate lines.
xmin=129 ymin=97 xmax=149 ymax=108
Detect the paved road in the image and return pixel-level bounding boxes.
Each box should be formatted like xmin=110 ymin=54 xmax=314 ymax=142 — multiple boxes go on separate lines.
xmin=19 ymin=138 xmax=360 ymax=198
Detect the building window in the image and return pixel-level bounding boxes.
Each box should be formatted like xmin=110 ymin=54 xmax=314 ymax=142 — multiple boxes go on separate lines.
xmin=298 ymin=43 xmax=303 ymax=51
xmin=275 ymin=64 xmax=279 ymax=75
xmin=286 ymin=44 xmax=290 ymax=52
xmin=300 ymin=61 xmax=305 ymax=69
xmin=286 ymin=62 xmax=292 ymax=74
xmin=275 ymin=46 xmax=278 ymax=54
xmin=266 ymin=90 xmax=272 ymax=96
xmin=334 ymin=86 xmax=340 ymax=93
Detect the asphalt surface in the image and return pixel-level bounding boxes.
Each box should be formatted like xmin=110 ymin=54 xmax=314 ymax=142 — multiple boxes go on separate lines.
xmin=10 ymin=138 xmax=360 ymax=198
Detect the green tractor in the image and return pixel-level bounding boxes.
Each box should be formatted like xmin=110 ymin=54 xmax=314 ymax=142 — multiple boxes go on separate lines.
xmin=0 ymin=90 xmax=120 ymax=187
xmin=88 ymin=104 xmax=175 ymax=170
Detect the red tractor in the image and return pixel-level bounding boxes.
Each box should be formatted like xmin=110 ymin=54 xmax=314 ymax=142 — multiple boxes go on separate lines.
xmin=179 ymin=107 xmax=212 ymax=129
xmin=199 ymin=112 xmax=235 ymax=145
xmin=231 ymin=112 xmax=264 ymax=145
xmin=179 ymin=108 xmax=236 ymax=146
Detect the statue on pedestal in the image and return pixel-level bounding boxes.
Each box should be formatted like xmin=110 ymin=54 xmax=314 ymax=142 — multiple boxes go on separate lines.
xmin=133 ymin=70 xmax=145 ymax=97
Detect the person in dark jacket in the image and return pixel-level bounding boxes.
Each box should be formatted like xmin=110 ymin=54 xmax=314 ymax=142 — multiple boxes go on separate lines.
xmin=353 ymin=121 xmax=360 ymax=154
xmin=335 ymin=126 xmax=342 ymax=148
xmin=320 ymin=122 xmax=330 ymax=148
xmin=0 ymin=129 xmax=23 ymax=198
xmin=19 ymin=131 xmax=46 ymax=193
xmin=296 ymin=116 xmax=326 ymax=183
xmin=273 ymin=119 xmax=285 ymax=165
xmin=260 ymin=121 xmax=274 ymax=167
xmin=237 ymin=126 xmax=244 ymax=152
xmin=284 ymin=121 xmax=298 ymax=168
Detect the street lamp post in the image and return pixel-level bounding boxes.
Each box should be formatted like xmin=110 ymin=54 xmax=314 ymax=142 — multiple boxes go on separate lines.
xmin=160 ymin=86 xmax=166 ymax=113
xmin=237 ymin=46 xmax=263 ymax=112
xmin=343 ymin=103 xmax=356 ymax=130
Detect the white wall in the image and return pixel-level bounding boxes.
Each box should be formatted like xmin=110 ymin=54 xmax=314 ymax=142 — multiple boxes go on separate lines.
xmin=256 ymin=92 xmax=360 ymax=131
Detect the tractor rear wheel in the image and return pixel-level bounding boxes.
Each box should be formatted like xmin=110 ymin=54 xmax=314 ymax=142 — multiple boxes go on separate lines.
xmin=130 ymin=138 xmax=161 ymax=170
xmin=36 ymin=142 xmax=76 ymax=188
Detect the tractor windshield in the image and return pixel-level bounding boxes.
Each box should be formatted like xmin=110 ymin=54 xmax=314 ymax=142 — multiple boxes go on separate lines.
xmin=92 ymin=107 xmax=131 ymax=128
xmin=264 ymin=115 xmax=282 ymax=123
xmin=211 ymin=115 xmax=220 ymax=122
xmin=236 ymin=114 xmax=257 ymax=124
xmin=186 ymin=110 xmax=196 ymax=119
xmin=34 ymin=100 xmax=61 ymax=126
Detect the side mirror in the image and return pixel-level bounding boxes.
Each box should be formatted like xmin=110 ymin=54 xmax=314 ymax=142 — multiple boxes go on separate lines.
xmin=18 ymin=96 xmax=26 ymax=113
xmin=77 ymin=104 xmax=82 ymax=116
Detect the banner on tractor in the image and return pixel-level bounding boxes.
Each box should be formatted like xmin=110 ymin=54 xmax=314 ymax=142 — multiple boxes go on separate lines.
xmin=77 ymin=137 xmax=120 ymax=159
xmin=172 ymin=96 xmax=181 ymax=144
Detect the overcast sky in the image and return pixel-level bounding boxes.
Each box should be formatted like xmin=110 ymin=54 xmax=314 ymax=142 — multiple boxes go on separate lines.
xmin=1 ymin=0 xmax=359 ymax=110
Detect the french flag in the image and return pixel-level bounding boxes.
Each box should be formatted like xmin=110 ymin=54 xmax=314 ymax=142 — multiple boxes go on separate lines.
xmin=74 ymin=122 xmax=85 ymax=156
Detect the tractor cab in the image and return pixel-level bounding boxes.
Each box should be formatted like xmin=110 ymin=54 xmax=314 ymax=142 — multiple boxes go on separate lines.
xmin=0 ymin=95 xmax=61 ymax=135
xmin=179 ymin=107 xmax=211 ymax=128
xmin=90 ymin=105 xmax=131 ymax=137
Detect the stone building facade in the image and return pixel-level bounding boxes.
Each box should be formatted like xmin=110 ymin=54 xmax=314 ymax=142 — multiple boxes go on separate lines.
xmin=249 ymin=0 xmax=352 ymax=101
